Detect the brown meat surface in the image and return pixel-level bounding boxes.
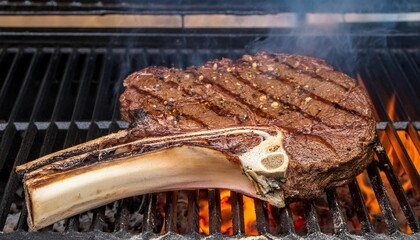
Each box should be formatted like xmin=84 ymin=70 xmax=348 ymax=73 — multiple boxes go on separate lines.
xmin=119 ymin=52 xmax=376 ymax=199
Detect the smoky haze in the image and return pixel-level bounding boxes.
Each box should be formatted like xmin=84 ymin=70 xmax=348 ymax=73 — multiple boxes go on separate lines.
xmin=247 ymin=2 xmax=401 ymax=76
xmin=114 ymin=1 xmax=409 ymax=97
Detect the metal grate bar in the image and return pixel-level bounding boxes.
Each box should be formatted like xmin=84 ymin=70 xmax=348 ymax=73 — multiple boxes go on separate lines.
xmin=372 ymin=53 xmax=409 ymax=121
xmin=89 ymin=50 xmax=113 ymax=122
xmin=67 ymin=214 xmax=79 ymax=232
xmin=186 ymin=190 xmax=199 ymax=234
xmin=158 ymin=48 xmax=168 ymax=67
xmin=115 ymin=200 xmax=130 ymax=232
xmin=30 ymin=50 xmax=60 ymax=121
xmin=384 ymin=124 xmax=420 ymax=196
xmin=0 ymin=49 xmax=4 ymax=72
xmin=357 ymin=63 xmax=389 ymax=121
xmin=143 ymin=193 xmax=157 ymax=236
xmin=406 ymin=52 xmax=420 ymax=94
xmin=0 ymin=125 xmax=37 ymax=231
xmin=110 ymin=54 xmax=128 ymax=123
xmin=174 ymin=48 xmax=185 ymax=69
xmin=380 ymin=51 xmax=419 ymax=120
xmin=38 ymin=123 xmax=58 ymax=160
xmin=254 ymin=199 xmax=269 ymax=234
xmin=49 ymin=50 xmax=78 ymax=122
xmin=407 ymin=123 xmax=420 ymax=153
xmin=375 ymin=140 xmax=420 ymax=232
xmin=16 ymin=204 xmax=28 ymax=231
xmin=6 ymin=51 xmax=41 ymax=123
xmin=164 ymin=191 xmax=177 ymax=233
xmin=230 ymin=192 xmax=245 ymax=235
xmin=37 ymin=51 xmax=77 ymax=160
xmin=366 ymin=160 xmax=399 ymax=233
xmin=393 ymin=51 xmax=420 ymax=106
xmin=208 ymin=189 xmax=221 ymax=234
xmin=0 ymin=50 xmax=21 ymax=119
xmin=69 ymin=51 xmax=97 ymax=121
xmin=326 ymin=189 xmax=349 ymax=236
xmin=304 ymin=202 xmax=321 ymax=234
xmin=92 ymin=207 xmax=106 ymax=231
xmin=86 ymin=121 xmax=100 ymax=142
xmin=278 ymin=206 xmax=296 ymax=235
xmin=62 ymin=52 xmax=96 ymax=149
xmin=130 ymin=49 xmax=149 ymax=71
xmin=0 ymin=120 xmax=17 ymax=175
xmin=348 ymin=178 xmax=374 ymax=233
xmin=397 ymin=51 xmax=420 ymax=95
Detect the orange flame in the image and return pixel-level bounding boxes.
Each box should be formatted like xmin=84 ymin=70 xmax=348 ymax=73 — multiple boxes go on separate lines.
xmin=354 ymin=92 xmax=418 ymax=234
xmin=397 ymin=131 xmax=420 ymax=175
xmin=386 ymin=94 xmax=396 ymax=121
xmin=198 ymin=192 xmax=210 ymax=234
xmin=198 ymin=190 xmax=258 ymax=235
xmin=356 ymin=172 xmax=382 ymax=214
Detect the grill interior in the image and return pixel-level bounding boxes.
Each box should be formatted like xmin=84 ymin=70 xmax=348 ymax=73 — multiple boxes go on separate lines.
xmin=0 ymin=29 xmax=419 ymax=239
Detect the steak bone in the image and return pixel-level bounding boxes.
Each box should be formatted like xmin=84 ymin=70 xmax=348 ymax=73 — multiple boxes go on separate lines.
xmin=16 ymin=126 xmax=289 ymax=230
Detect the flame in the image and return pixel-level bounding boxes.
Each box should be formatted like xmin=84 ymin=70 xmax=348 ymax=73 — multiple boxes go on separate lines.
xmin=356 ymin=172 xmax=381 ymax=214
xmin=397 ymin=131 xmax=420 ymax=175
xmin=198 ymin=190 xmax=258 ymax=235
xmin=386 ymin=94 xmax=396 ymax=121
xmin=353 ymin=92 xmax=418 ymax=234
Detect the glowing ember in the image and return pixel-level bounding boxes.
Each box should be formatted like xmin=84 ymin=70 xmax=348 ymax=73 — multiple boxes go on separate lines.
xmin=220 ymin=190 xmax=233 ymax=234
xmin=242 ymin=194 xmax=258 ymax=235
xmin=198 ymin=190 xmax=258 ymax=235
xmin=198 ymin=192 xmax=210 ymax=234
xmin=294 ymin=215 xmax=306 ymax=232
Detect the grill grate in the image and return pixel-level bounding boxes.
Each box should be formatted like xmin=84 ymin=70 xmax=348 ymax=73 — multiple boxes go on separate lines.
xmin=0 ymin=31 xmax=419 ymax=239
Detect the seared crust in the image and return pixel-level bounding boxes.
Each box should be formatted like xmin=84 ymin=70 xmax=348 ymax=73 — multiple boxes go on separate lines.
xmin=119 ymin=52 xmax=376 ymax=199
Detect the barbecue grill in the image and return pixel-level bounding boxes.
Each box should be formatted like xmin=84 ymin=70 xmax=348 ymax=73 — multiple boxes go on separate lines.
xmin=0 ymin=1 xmax=419 ymax=239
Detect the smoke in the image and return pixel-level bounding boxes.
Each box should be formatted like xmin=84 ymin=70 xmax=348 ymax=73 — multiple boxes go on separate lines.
xmin=246 ymin=2 xmax=400 ymax=75
xmin=248 ymin=26 xmax=358 ymax=74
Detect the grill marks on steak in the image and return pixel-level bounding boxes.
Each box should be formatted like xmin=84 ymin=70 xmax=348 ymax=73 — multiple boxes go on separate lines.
xmin=120 ymin=52 xmax=375 ymax=199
